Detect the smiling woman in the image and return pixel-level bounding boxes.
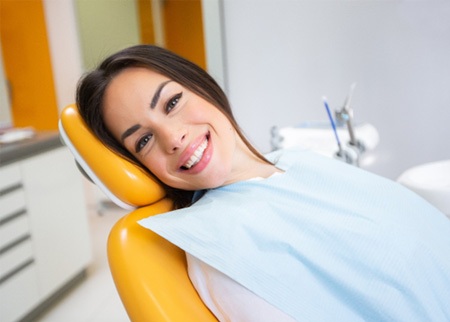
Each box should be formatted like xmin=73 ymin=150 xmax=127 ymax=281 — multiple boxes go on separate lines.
xmin=77 ymin=45 xmax=271 ymax=208
xmin=75 ymin=44 xmax=450 ymax=322
xmin=101 ymin=67 xmax=256 ymax=191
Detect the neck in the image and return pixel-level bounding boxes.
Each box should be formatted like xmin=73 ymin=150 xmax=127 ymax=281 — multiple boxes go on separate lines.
xmin=227 ymin=140 xmax=282 ymax=185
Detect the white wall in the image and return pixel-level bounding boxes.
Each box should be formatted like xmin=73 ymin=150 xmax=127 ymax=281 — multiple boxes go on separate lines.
xmin=222 ymin=0 xmax=450 ymax=179
xmin=202 ymin=0 xmax=227 ymax=90
xmin=43 ymin=0 xmax=84 ymax=113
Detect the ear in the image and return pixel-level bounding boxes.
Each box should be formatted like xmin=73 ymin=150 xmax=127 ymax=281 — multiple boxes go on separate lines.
xmin=59 ymin=104 xmax=165 ymax=209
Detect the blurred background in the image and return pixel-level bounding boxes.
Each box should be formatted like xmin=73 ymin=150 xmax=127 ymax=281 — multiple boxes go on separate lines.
xmin=1 ymin=1 xmax=449 ymax=321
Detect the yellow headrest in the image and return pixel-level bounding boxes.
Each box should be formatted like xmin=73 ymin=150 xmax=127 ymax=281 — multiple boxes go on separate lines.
xmin=59 ymin=104 xmax=165 ymax=209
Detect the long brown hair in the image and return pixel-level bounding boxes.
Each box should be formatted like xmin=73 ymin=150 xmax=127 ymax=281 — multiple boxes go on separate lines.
xmin=76 ymin=45 xmax=269 ymax=208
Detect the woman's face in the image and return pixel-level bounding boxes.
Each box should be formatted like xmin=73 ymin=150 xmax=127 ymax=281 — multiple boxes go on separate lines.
xmin=103 ymin=67 xmax=248 ymax=190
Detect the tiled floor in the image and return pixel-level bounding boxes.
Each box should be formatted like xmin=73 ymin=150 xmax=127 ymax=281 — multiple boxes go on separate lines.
xmin=35 ymin=186 xmax=130 ymax=322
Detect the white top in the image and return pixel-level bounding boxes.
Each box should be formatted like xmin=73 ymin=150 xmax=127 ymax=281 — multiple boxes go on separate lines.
xmin=187 ymin=253 xmax=296 ymax=322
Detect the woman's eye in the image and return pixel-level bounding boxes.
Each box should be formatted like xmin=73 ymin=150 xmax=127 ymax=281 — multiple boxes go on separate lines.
xmin=136 ymin=134 xmax=152 ymax=153
xmin=166 ymin=92 xmax=182 ymax=113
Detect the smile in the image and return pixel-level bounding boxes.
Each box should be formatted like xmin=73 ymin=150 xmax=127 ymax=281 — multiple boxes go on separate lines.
xmin=182 ymin=137 xmax=209 ymax=170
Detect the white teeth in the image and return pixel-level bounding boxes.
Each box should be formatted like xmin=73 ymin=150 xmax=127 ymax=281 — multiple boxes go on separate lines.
xmin=184 ymin=139 xmax=208 ymax=169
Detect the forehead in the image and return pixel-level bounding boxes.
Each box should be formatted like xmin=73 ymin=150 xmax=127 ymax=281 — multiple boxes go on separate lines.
xmin=107 ymin=67 xmax=168 ymax=92
xmin=104 ymin=68 xmax=171 ymax=113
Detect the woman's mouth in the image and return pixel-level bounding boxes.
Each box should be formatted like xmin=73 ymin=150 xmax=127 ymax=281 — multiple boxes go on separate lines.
xmin=181 ymin=137 xmax=209 ymax=170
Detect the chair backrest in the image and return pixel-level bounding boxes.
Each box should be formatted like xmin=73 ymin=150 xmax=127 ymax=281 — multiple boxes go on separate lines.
xmin=59 ymin=104 xmax=217 ymax=321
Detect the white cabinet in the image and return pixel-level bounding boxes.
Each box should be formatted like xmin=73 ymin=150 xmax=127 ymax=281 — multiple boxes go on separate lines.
xmin=0 ymin=146 xmax=92 ymax=322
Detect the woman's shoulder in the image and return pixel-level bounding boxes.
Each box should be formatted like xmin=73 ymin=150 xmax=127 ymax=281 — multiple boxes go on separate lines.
xmin=265 ymin=147 xmax=319 ymax=170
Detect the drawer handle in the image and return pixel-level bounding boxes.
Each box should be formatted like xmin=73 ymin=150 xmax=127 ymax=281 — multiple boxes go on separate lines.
xmin=0 ymin=258 xmax=35 ymax=285
xmin=0 ymin=183 xmax=22 ymax=196
xmin=0 ymin=234 xmax=31 ymax=255
xmin=0 ymin=208 xmax=27 ymax=226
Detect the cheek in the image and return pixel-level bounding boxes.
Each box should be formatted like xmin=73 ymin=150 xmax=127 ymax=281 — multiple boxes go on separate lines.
xmin=142 ymin=155 xmax=171 ymax=183
xmin=145 ymin=160 xmax=164 ymax=178
xmin=185 ymin=98 xmax=217 ymax=120
xmin=184 ymin=107 xmax=206 ymax=122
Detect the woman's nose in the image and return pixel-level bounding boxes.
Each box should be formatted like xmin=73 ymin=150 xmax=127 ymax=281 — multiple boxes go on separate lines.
xmin=159 ymin=126 xmax=186 ymax=153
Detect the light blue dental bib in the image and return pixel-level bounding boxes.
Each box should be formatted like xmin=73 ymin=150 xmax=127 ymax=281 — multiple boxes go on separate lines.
xmin=139 ymin=149 xmax=450 ymax=321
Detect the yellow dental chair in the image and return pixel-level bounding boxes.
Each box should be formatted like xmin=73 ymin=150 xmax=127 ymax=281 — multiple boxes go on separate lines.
xmin=59 ymin=104 xmax=217 ymax=322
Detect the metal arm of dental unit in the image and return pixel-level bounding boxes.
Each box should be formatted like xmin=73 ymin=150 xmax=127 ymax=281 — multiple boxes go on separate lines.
xmin=271 ymin=83 xmax=379 ymax=168
xmin=334 ymin=83 xmax=365 ymax=156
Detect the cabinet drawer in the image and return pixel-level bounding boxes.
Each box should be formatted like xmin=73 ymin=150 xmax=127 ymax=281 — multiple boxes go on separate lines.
xmin=0 ymin=164 xmax=21 ymax=191
xmin=0 ymin=238 xmax=34 ymax=279
xmin=0 ymin=188 xmax=26 ymax=222
xmin=0 ymin=214 xmax=30 ymax=250
xmin=0 ymin=262 xmax=39 ymax=322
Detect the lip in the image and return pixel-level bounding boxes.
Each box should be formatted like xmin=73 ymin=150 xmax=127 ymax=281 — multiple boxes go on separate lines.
xmin=177 ymin=132 xmax=212 ymax=174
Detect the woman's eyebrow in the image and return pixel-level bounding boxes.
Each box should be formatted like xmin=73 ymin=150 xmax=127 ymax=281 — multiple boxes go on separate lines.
xmin=121 ymin=124 xmax=141 ymax=143
xmin=151 ymin=80 xmax=172 ymax=108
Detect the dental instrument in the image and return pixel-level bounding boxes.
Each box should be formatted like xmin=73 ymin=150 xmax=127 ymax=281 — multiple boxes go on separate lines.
xmin=323 ymin=96 xmax=357 ymax=165
xmin=335 ymin=83 xmax=365 ymax=154
xmin=323 ymin=96 xmax=343 ymax=154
